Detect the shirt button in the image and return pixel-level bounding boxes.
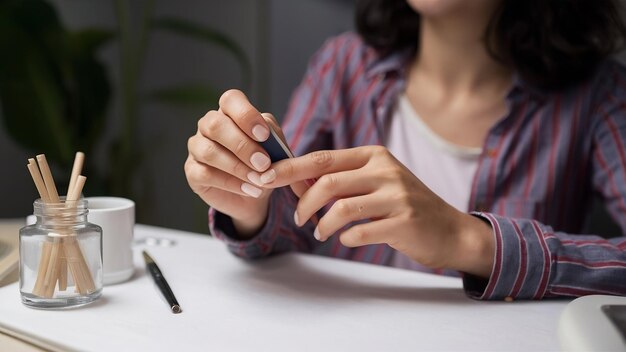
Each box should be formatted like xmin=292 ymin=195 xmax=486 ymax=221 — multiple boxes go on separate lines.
xmin=485 ymin=148 xmax=498 ymax=158
xmin=475 ymin=203 xmax=489 ymax=212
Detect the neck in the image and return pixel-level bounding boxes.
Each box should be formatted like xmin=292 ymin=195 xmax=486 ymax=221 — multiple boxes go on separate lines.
xmin=411 ymin=7 xmax=511 ymax=95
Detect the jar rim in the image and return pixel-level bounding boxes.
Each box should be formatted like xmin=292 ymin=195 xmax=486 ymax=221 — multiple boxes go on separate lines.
xmin=33 ymin=196 xmax=87 ymax=205
xmin=33 ymin=197 xmax=88 ymax=216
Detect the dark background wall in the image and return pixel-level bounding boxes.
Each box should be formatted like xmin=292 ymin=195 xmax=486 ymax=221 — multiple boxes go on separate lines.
xmin=0 ymin=0 xmax=354 ymax=233
xmin=0 ymin=0 xmax=621 ymax=236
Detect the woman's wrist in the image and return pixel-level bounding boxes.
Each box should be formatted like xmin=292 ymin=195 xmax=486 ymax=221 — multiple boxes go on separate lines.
xmin=232 ymin=215 xmax=267 ymax=239
xmin=230 ymin=194 xmax=272 ymax=239
xmin=450 ymin=213 xmax=495 ymax=278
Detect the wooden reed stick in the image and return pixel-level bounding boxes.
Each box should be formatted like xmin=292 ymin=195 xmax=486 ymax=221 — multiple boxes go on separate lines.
xmin=64 ymin=238 xmax=96 ymax=294
xmin=31 ymin=241 xmax=52 ymax=297
xmin=27 ymin=159 xmax=51 ymax=203
xmin=27 ymin=158 xmax=61 ymax=297
xmin=42 ymin=240 xmax=62 ymax=298
xmin=58 ymin=152 xmax=83 ymax=290
xmin=36 ymin=154 xmax=60 ymax=203
xmin=64 ymin=244 xmax=83 ymax=293
xmin=57 ymin=238 xmax=68 ymax=292
xmin=59 ymin=256 xmax=68 ymax=292
xmin=66 ymin=152 xmax=84 ymax=199
xmin=63 ymin=174 xmax=93 ymax=293
xmin=65 ymin=175 xmax=86 ymax=208
xmin=28 ymin=158 xmax=57 ymax=297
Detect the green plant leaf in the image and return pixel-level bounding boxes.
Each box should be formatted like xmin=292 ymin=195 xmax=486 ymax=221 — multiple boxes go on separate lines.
xmin=67 ymin=31 xmax=112 ymax=156
xmin=1 ymin=50 xmax=73 ymax=165
xmin=152 ymin=17 xmax=251 ymax=88
xmin=0 ymin=0 xmax=73 ymax=165
xmin=68 ymin=28 xmax=115 ymax=57
xmin=147 ymin=83 xmax=220 ymax=111
xmin=0 ymin=0 xmax=111 ymax=169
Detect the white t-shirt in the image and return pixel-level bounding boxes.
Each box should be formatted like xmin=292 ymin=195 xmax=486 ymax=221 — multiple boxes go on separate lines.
xmin=384 ymin=94 xmax=481 ymax=271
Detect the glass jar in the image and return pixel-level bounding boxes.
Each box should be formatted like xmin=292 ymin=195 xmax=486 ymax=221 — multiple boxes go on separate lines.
xmin=19 ymin=198 xmax=103 ymax=308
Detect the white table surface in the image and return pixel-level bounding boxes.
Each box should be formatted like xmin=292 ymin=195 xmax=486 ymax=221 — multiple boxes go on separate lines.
xmin=0 ymin=225 xmax=570 ymax=352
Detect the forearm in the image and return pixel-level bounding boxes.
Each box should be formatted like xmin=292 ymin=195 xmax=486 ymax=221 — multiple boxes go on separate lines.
xmin=463 ymin=212 xmax=626 ymax=300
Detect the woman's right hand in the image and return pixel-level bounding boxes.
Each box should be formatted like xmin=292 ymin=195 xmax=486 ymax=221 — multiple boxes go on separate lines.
xmin=185 ymin=89 xmax=278 ymax=237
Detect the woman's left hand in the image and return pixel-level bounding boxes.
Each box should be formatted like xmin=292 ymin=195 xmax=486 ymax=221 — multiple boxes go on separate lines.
xmin=259 ymin=146 xmax=495 ymax=278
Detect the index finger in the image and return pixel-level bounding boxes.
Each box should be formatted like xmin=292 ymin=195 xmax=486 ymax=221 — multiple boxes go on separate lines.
xmin=259 ymin=148 xmax=369 ymax=188
xmin=219 ymin=89 xmax=270 ymax=142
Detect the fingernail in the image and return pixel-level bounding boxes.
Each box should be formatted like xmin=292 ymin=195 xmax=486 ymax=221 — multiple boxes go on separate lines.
xmin=250 ymin=152 xmax=271 ymax=171
xmin=252 ymin=124 xmax=269 ymax=142
xmin=247 ymin=171 xmax=263 ymax=187
xmin=294 ymin=211 xmax=300 ymax=226
xmin=313 ymin=227 xmax=322 ymax=241
xmin=241 ymin=183 xmax=262 ymax=198
xmin=260 ymin=169 xmax=276 ymax=184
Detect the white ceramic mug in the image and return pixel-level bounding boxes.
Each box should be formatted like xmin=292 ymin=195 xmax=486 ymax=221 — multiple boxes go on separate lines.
xmin=85 ymin=197 xmax=135 ymax=285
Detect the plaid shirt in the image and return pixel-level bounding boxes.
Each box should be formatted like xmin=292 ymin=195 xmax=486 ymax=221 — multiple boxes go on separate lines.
xmin=210 ymin=33 xmax=626 ymax=300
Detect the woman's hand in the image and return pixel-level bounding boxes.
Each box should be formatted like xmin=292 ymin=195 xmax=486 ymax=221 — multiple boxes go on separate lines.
xmin=185 ymin=89 xmax=280 ymax=237
xmin=259 ymin=146 xmax=495 ymax=277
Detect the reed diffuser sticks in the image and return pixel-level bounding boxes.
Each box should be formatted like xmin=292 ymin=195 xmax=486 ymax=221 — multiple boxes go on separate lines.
xmin=27 ymin=152 xmax=96 ymax=298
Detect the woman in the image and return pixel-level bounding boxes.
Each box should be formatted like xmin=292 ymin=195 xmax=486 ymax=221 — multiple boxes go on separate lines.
xmin=185 ymin=0 xmax=626 ymax=300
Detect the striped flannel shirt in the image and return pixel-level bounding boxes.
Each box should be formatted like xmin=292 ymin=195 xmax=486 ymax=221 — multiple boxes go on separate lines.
xmin=209 ymin=32 xmax=626 ymax=300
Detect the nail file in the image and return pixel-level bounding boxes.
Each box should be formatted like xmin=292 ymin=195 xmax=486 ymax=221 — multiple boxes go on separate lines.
xmin=259 ymin=125 xmax=316 ymax=188
xmin=259 ymin=125 xmax=319 ymax=226
xmin=259 ymin=125 xmax=294 ymax=163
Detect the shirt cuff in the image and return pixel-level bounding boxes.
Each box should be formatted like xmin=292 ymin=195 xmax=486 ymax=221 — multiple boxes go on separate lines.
xmin=463 ymin=212 xmax=552 ymax=300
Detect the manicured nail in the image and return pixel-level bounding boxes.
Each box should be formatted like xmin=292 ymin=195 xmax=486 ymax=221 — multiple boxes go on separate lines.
xmin=260 ymin=169 xmax=276 ymax=184
xmin=313 ymin=227 xmax=322 ymax=241
xmin=241 ymin=183 xmax=262 ymax=198
xmin=294 ymin=211 xmax=300 ymax=226
xmin=250 ymin=152 xmax=271 ymax=171
xmin=247 ymin=171 xmax=263 ymax=187
xmin=252 ymin=124 xmax=269 ymax=142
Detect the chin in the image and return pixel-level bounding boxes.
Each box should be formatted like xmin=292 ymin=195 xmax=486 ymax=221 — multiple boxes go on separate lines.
xmin=406 ymin=0 xmax=497 ymax=17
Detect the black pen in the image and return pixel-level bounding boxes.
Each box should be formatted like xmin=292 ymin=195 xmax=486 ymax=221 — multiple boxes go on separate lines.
xmin=142 ymin=250 xmax=182 ymax=314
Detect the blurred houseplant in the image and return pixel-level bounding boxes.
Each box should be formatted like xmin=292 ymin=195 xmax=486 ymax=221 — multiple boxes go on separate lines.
xmin=0 ymin=0 xmax=250 ymax=198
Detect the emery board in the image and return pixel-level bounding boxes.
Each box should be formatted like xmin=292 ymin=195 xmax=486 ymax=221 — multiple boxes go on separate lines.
xmin=260 ymin=125 xmax=294 ymax=163
xmin=259 ymin=125 xmax=317 ymax=190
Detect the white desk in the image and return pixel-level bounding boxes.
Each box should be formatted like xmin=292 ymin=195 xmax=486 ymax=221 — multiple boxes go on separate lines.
xmin=0 ymin=225 xmax=569 ymax=351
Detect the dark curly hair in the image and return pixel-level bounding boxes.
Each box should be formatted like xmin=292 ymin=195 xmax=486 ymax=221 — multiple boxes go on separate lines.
xmin=356 ymin=0 xmax=626 ymax=89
